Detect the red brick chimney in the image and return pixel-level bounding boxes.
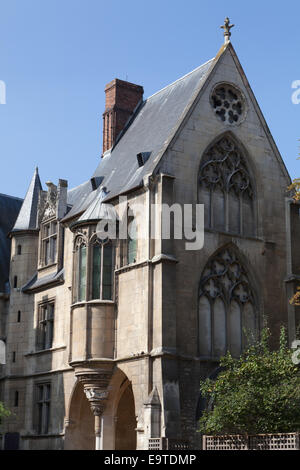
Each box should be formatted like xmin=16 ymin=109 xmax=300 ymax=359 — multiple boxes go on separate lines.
xmin=102 ymin=79 xmax=144 ymax=155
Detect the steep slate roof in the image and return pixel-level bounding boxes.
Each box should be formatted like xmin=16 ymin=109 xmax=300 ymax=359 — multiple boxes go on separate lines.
xmin=63 ymin=57 xmax=215 ymax=222
xmin=94 ymin=58 xmax=215 ymax=200
xmin=65 ymin=179 xmax=95 ymax=221
xmin=0 ymin=194 xmax=23 ymax=292
xmin=67 ymin=179 xmax=93 ymax=209
xmin=12 ymin=167 xmax=42 ymax=232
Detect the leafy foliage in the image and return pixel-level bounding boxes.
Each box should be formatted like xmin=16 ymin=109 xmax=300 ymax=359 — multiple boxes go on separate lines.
xmin=0 ymin=401 xmax=10 ymax=426
xmin=198 ymin=327 xmax=300 ymax=435
xmin=288 ymin=178 xmax=300 ymax=202
xmin=290 ymin=286 xmax=300 ymax=308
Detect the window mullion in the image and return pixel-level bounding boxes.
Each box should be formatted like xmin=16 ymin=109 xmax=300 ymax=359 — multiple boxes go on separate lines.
xmin=85 ymin=242 xmax=90 ymax=301
xmin=100 ymin=244 xmax=104 ymax=300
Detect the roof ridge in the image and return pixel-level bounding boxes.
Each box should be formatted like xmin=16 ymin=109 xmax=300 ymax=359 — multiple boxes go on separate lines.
xmin=146 ymin=58 xmax=215 ymax=101
xmin=0 ymin=193 xmax=23 ymax=201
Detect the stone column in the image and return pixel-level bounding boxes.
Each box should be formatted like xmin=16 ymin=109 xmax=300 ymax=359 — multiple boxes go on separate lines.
xmin=77 ymin=373 xmax=111 ymax=450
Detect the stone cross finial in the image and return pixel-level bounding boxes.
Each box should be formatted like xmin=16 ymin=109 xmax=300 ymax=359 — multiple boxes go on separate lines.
xmin=221 ymin=17 xmax=235 ymax=44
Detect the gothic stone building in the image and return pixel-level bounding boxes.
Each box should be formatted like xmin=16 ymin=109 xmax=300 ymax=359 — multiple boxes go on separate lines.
xmin=0 ymin=36 xmax=299 ymax=450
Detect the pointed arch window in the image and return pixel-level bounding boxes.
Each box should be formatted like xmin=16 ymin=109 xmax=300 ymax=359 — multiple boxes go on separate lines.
xmin=74 ymin=237 xmax=87 ymax=302
xmin=198 ymin=135 xmax=255 ymax=237
xmin=198 ymin=247 xmax=257 ymax=358
xmin=73 ymin=234 xmax=115 ymax=302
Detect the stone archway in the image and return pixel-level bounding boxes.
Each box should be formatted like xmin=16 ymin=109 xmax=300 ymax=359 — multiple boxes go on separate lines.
xmin=115 ymin=383 xmax=137 ymax=450
xmin=64 ymin=381 xmax=94 ymax=450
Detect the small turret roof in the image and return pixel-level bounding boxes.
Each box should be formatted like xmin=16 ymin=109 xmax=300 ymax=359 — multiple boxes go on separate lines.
xmin=12 ymin=167 xmax=42 ymax=232
xmin=73 ymin=187 xmax=118 ymax=227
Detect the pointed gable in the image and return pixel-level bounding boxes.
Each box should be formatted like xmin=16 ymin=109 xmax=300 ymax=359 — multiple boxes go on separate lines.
xmin=212 ymin=43 xmax=290 ymax=182
xmin=12 ymin=167 xmax=42 ymax=232
xmin=64 ymin=40 xmax=291 ymax=224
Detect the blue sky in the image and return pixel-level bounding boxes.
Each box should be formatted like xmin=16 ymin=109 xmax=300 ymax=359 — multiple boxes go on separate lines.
xmin=0 ymin=0 xmax=299 ymax=198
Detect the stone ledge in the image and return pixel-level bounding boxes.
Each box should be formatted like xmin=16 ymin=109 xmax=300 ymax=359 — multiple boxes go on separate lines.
xmin=1 ymin=367 xmax=74 ymax=380
xmin=24 ymin=345 xmax=67 ymax=357
xmin=21 ymin=433 xmax=65 ymax=439
xmin=70 ymin=300 xmax=115 ymax=309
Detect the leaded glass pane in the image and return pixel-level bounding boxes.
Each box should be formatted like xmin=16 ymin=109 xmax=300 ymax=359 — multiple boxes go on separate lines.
xmin=102 ymin=242 xmax=113 ymax=300
xmin=92 ymin=244 xmax=101 ymax=300
xmin=79 ymin=245 xmax=87 ymax=301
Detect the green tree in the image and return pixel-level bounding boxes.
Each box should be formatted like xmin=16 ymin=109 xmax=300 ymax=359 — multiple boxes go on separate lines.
xmin=0 ymin=401 xmax=10 ymax=426
xmin=198 ymin=327 xmax=300 ymax=435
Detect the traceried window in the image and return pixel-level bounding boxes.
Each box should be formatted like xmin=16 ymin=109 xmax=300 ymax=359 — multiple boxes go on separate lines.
xmin=92 ymin=239 xmax=113 ymax=300
xmin=210 ymin=83 xmax=246 ymax=125
xmin=198 ymin=247 xmax=257 ymax=358
xmin=36 ymin=302 xmax=54 ymax=350
xmin=36 ymin=383 xmax=51 ymax=435
xmin=73 ymin=234 xmax=114 ymax=303
xmin=41 ymin=219 xmax=57 ymax=266
xmin=199 ymin=135 xmax=255 ymax=237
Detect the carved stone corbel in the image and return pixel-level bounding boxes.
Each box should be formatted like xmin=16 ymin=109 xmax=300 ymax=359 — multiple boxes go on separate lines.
xmin=77 ymin=371 xmax=112 ymax=450
xmin=83 ymin=387 xmax=109 ymax=416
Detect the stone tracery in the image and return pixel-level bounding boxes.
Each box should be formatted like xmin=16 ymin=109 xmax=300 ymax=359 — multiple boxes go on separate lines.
xmin=199 ymin=135 xmax=255 ymax=236
xmin=198 ymin=247 xmax=257 ymax=358
xmin=210 ymin=83 xmax=245 ymax=124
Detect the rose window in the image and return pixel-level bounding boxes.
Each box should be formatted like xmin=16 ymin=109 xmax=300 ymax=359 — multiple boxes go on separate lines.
xmin=210 ymin=84 xmax=246 ymax=124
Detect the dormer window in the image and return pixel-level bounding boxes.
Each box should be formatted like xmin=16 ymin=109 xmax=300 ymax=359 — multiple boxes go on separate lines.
xmin=41 ymin=219 xmax=57 ymax=266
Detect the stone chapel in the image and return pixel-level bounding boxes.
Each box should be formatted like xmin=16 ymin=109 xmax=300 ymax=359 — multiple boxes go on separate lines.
xmin=0 ymin=21 xmax=299 ymax=450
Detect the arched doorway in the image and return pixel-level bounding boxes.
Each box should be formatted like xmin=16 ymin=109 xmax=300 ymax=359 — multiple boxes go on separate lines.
xmin=65 ymin=381 xmax=94 ymax=450
xmin=115 ymin=383 xmax=137 ymax=450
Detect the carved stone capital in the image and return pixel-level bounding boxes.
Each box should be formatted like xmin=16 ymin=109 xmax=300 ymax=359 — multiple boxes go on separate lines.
xmin=77 ymin=371 xmax=112 ymax=389
xmin=84 ymin=388 xmax=109 ymax=401
xmin=77 ymin=370 xmax=112 ymax=417
xmin=83 ymin=386 xmax=109 ymax=417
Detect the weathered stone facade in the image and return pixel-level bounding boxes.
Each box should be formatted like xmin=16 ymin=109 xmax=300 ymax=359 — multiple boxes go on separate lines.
xmin=0 ymin=39 xmax=299 ymax=450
